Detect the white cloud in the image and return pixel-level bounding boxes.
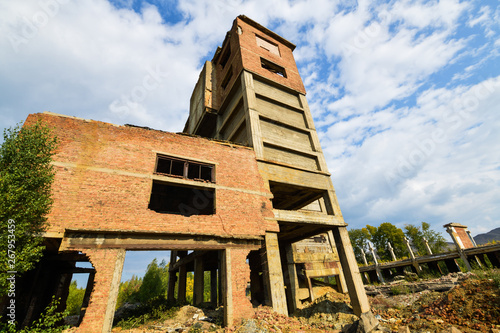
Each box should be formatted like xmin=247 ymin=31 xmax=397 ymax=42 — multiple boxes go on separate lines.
xmin=0 ymin=0 xmax=498 ymax=238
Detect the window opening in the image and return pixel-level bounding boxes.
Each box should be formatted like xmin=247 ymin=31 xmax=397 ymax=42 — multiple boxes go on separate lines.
xmin=261 ymin=58 xmax=286 ymax=78
xmin=148 ymin=182 xmax=215 ymax=216
xmin=221 ymin=66 xmax=233 ymax=90
xmin=155 ymin=155 xmax=214 ymax=183
xmin=220 ymin=44 xmax=231 ymax=68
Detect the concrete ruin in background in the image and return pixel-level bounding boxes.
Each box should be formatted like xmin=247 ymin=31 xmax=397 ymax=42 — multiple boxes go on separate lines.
xmin=2 ymin=16 xmax=376 ymax=332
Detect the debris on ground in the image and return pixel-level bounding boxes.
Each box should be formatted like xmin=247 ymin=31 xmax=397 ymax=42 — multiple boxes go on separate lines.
xmin=107 ymin=270 xmax=500 ymax=333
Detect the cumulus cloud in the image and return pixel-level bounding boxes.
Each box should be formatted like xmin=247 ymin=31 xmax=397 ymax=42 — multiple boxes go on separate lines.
xmin=0 ymin=0 xmax=499 ymax=237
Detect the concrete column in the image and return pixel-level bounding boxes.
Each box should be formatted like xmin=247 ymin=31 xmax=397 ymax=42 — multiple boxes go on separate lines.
xmin=221 ymin=249 xmax=233 ymax=327
xmin=369 ymin=243 xmax=384 ymax=284
xmin=167 ymin=251 xmax=178 ymax=302
xmin=327 ymin=230 xmax=347 ymax=293
xmin=332 ymin=227 xmax=372 ymax=316
xmin=361 ymin=248 xmax=368 ymax=265
xmin=423 ymin=237 xmax=433 ymax=255
xmin=405 ymin=237 xmax=422 ymax=273
xmin=263 ymin=232 xmax=288 ymax=316
xmin=387 ymin=242 xmax=397 ymax=261
xmin=284 ymin=243 xmax=300 ymax=312
xmin=178 ymin=265 xmax=187 ymax=303
xmin=210 ymin=269 xmax=218 ymax=305
xmin=193 ymin=257 xmax=204 ymax=305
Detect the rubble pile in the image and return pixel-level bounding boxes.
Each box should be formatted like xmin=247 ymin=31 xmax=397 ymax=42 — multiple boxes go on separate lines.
xmin=371 ymin=271 xmax=500 ymax=332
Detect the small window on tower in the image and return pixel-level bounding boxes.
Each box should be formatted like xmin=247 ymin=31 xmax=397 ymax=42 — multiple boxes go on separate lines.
xmin=261 ymin=58 xmax=287 ymax=78
xmin=220 ymin=44 xmax=231 ymax=68
xmin=256 ymin=35 xmax=280 ymax=57
xmin=221 ymin=66 xmax=233 ymax=90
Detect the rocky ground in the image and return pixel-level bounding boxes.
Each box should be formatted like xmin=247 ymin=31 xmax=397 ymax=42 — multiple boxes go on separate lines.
xmin=106 ymin=269 xmax=500 ymax=333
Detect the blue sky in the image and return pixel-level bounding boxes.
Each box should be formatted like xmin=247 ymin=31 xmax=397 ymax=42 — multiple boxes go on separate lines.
xmin=1 ymin=0 xmax=499 ymax=283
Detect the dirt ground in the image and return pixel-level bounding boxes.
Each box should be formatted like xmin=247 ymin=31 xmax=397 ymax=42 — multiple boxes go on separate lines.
xmin=108 ymin=270 xmax=500 ymax=333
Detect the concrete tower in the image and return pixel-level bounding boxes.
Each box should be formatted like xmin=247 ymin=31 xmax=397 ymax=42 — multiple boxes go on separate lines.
xmin=185 ymin=16 xmax=373 ymax=321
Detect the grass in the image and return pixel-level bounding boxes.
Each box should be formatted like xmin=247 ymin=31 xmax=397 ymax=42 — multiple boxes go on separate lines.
xmin=113 ymin=296 xmax=181 ymax=329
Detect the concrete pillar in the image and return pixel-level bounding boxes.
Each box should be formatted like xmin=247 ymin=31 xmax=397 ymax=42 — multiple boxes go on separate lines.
xmin=332 ymin=227 xmax=372 ymax=316
xmin=327 ymin=230 xmax=347 ymax=293
xmin=405 ymin=237 xmax=422 ymax=273
xmin=167 ymin=251 xmax=178 ymax=302
xmin=221 ymin=249 xmax=233 ymax=327
xmin=178 ymin=265 xmax=187 ymax=303
xmin=193 ymin=257 xmax=204 ymax=305
xmin=210 ymin=269 xmax=218 ymax=306
xmin=284 ymin=243 xmax=300 ymax=312
xmin=369 ymin=243 xmax=384 ymax=284
xmin=423 ymin=237 xmax=433 ymax=255
xmin=387 ymin=242 xmax=397 ymax=261
xmin=263 ymin=232 xmax=288 ymax=316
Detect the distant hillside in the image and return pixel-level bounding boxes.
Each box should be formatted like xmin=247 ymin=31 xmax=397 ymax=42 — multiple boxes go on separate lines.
xmin=474 ymin=227 xmax=500 ymax=245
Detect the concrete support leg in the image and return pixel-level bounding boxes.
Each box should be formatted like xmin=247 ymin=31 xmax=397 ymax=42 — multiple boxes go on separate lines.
xmin=221 ymin=249 xmax=233 ymax=327
xmin=178 ymin=265 xmax=187 ymax=303
xmin=210 ymin=269 xmax=218 ymax=306
xmin=327 ymin=230 xmax=348 ymax=293
xmin=263 ymin=232 xmax=288 ymax=316
xmin=332 ymin=227 xmax=374 ymax=318
xmin=194 ymin=257 xmax=204 ymax=305
xmin=78 ymin=248 xmax=126 ymax=333
xmin=284 ymin=243 xmax=300 ymax=313
xmin=167 ymin=251 xmax=178 ymax=302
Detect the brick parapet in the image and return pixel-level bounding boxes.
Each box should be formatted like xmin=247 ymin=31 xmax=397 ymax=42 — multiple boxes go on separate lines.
xmin=24 ymin=113 xmax=278 ymax=237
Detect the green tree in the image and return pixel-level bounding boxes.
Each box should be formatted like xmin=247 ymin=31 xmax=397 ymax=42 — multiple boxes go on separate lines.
xmin=404 ymin=222 xmax=447 ymax=256
xmin=0 ymin=122 xmax=57 ymax=295
xmin=365 ymin=222 xmax=406 ymax=261
xmin=137 ymin=259 xmax=168 ymax=303
xmin=348 ymin=228 xmax=371 ymax=264
xmin=116 ymin=275 xmax=143 ymax=309
xmin=65 ymin=281 xmax=85 ymax=315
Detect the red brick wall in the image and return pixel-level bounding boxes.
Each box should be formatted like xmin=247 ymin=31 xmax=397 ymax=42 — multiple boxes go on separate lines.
xmin=229 ymin=248 xmax=254 ymax=324
xmin=455 ymin=227 xmax=474 ymax=248
xmin=236 ymin=17 xmax=305 ymax=94
xmin=24 ymin=113 xmax=278 ymax=237
xmin=75 ymin=248 xmax=123 ymax=333
xmin=212 ymin=17 xmax=305 ymax=110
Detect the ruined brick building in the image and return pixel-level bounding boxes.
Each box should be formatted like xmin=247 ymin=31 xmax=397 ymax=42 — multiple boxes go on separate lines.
xmin=10 ymin=16 xmax=375 ymax=332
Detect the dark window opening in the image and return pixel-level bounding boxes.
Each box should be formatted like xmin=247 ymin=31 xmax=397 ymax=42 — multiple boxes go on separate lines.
xmin=221 ymin=66 xmax=233 ymax=90
xmin=220 ymin=44 xmax=231 ymax=68
xmin=155 ymin=155 xmax=214 ymax=183
xmin=261 ymin=58 xmax=286 ymax=78
xmin=148 ymin=181 xmax=215 ymax=216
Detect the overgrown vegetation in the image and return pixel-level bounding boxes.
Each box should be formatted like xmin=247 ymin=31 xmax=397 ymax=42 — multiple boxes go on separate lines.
xmin=0 ymin=122 xmax=57 ymax=295
xmin=65 ymin=281 xmax=85 ymax=316
xmin=1 ymin=297 xmax=68 ymax=332
xmin=114 ymin=296 xmax=180 ymax=329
